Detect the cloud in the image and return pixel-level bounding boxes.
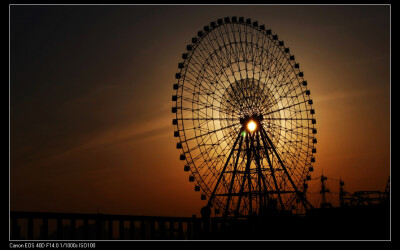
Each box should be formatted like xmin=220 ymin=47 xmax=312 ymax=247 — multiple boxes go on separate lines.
xmin=11 ymin=102 xmax=173 ymax=171
xmin=316 ymin=86 xmax=385 ymax=104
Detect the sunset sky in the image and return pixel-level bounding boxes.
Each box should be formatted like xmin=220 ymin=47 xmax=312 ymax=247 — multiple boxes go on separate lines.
xmin=10 ymin=5 xmax=390 ymax=217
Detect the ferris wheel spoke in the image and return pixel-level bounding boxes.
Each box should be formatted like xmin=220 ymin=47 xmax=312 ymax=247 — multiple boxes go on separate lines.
xmin=270 ymin=70 xmax=298 ymax=101
xmin=189 ymin=44 xmax=233 ymax=94
xmin=213 ymin=26 xmax=253 ymax=108
xmin=264 ymin=117 xmax=313 ymax=121
xmin=259 ymin=61 xmax=297 ymax=108
xmin=179 ymin=118 xmax=238 ymax=121
xmin=181 ymin=104 xmax=236 ymax=117
xmin=265 ymin=72 xmax=307 ymax=111
xmin=266 ymin=88 xmax=302 ymax=113
xmin=181 ymin=123 xmax=239 ymax=143
xmin=230 ymin=24 xmax=246 ymax=65
xmin=264 ymin=99 xmax=309 ymax=116
xmin=261 ymin=39 xmax=281 ymax=82
xmin=263 ymin=47 xmax=294 ymax=81
xmin=181 ymin=72 xmax=224 ymax=101
xmin=199 ymin=129 xmax=238 ymax=159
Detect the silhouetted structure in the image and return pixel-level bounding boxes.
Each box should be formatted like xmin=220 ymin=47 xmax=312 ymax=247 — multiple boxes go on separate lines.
xmin=11 ymin=198 xmax=389 ymax=240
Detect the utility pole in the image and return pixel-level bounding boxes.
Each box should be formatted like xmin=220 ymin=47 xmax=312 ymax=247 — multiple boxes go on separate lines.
xmin=339 ymin=178 xmax=346 ymax=207
xmin=320 ymin=174 xmax=332 ymax=208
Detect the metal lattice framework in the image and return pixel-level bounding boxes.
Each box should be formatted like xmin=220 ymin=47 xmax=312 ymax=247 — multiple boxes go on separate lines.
xmin=172 ymin=16 xmax=317 ymax=217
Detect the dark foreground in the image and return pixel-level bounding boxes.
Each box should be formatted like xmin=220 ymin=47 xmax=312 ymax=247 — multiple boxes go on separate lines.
xmin=10 ymin=202 xmax=389 ymax=240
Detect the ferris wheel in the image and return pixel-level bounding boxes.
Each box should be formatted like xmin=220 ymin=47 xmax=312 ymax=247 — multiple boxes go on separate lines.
xmin=172 ymin=16 xmax=317 ymax=217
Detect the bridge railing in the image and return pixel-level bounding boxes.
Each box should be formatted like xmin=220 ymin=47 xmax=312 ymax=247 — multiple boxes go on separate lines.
xmin=10 ymin=211 xmax=205 ymax=240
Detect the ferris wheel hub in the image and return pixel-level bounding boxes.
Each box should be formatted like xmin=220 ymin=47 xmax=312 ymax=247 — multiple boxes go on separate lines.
xmin=240 ymin=114 xmax=264 ymax=126
xmin=247 ymin=120 xmax=257 ymax=132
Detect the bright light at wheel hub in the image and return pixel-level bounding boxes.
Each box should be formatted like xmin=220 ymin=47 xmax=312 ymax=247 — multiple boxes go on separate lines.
xmin=247 ymin=120 xmax=257 ymax=132
xmin=240 ymin=114 xmax=263 ymax=132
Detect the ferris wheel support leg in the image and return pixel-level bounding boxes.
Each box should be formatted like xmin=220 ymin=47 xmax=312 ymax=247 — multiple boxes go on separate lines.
xmin=235 ymin=133 xmax=255 ymax=217
xmin=207 ymin=130 xmax=242 ymax=208
xmin=254 ymin=132 xmax=273 ymax=208
xmin=258 ymin=130 xmax=285 ymax=211
xmin=234 ymin=156 xmax=248 ymax=217
xmin=254 ymin=132 xmax=265 ymax=210
xmin=224 ymin=135 xmax=244 ymax=218
xmin=260 ymin=126 xmax=313 ymax=211
xmin=246 ymin=133 xmax=253 ymax=215
xmin=254 ymin=150 xmax=271 ymax=208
